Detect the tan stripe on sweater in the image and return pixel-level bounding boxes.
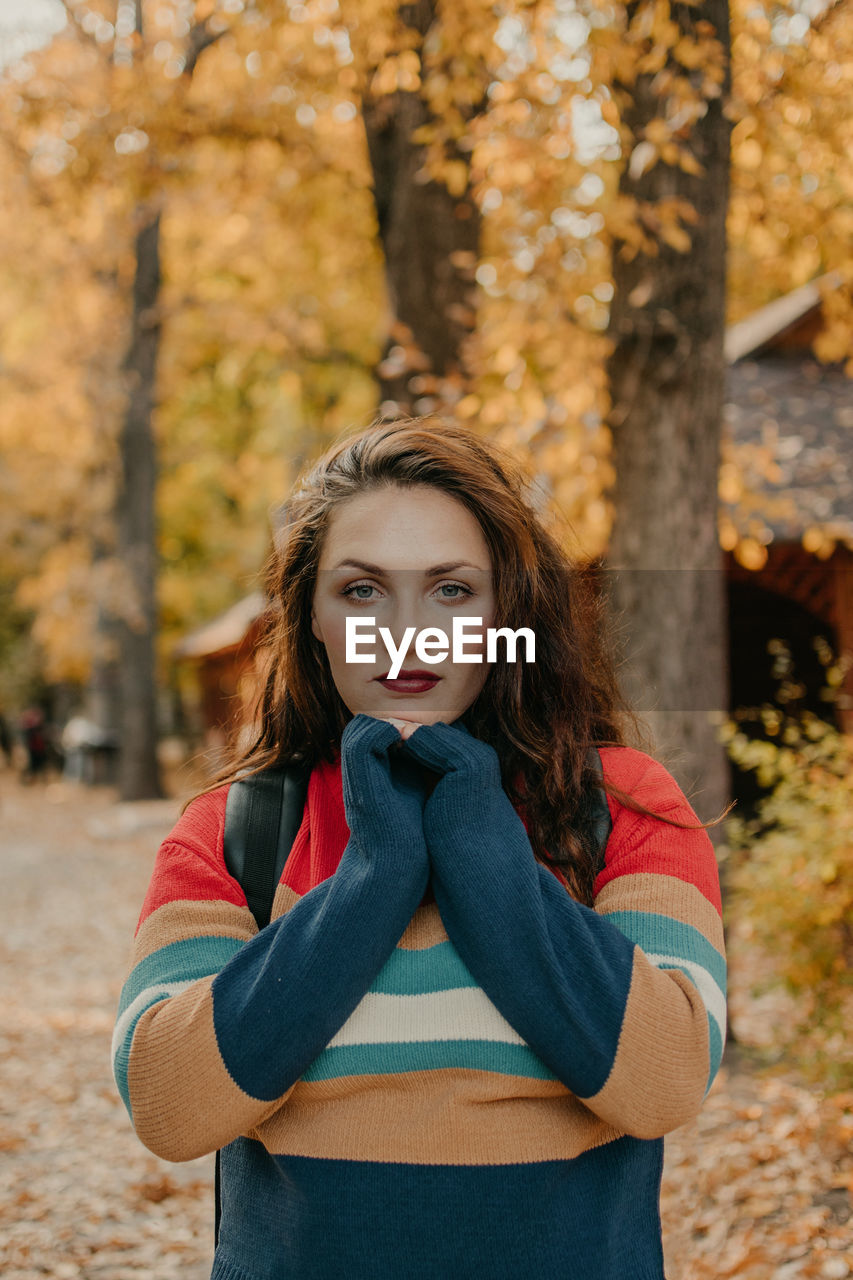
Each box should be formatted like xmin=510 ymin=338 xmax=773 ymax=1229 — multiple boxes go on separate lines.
xmin=397 ymin=902 xmax=450 ymax=950
xmin=270 ymin=888 xmax=450 ymax=949
xmin=582 ymin=954 xmax=710 ymax=1140
xmin=127 ymin=978 xmax=290 ymax=1163
xmin=129 ymin=900 xmax=256 ymax=966
xmin=252 ymin=1068 xmax=624 ymax=1165
xmin=270 ymin=881 xmax=302 ymax=921
xmin=595 ymin=872 xmax=725 ymax=957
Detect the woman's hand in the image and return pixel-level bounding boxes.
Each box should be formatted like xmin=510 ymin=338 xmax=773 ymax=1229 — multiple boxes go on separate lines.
xmin=376 ymin=716 xmax=427 ymax=741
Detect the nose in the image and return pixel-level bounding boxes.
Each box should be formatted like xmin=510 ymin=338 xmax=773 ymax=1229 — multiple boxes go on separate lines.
xmin=383 ymin=593 xmax=434 ymax=665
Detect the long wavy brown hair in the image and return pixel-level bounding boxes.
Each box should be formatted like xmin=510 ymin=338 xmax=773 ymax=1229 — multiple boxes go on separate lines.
xmin=204 ymin=415 xmax=729 ymax=905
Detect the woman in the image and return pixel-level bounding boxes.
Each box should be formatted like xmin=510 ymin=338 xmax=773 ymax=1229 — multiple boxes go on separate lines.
xmin=112 ymin=417 xmax=727 ymax=1279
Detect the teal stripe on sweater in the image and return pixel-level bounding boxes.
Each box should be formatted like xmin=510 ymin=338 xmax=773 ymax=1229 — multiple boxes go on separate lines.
xmin=117 ymin=936 xmax=244 ymax=1018
xmin=299 ymin=1038 xmax=561 ymax=1082
xmin=113 ymin=988 xmax=177 ymax=1113
xmin=707 ymin=1015 xmax=724 ymax=1095
xmin=367 ymin=941 xmax=480 ymax=996
xmin=603 ymin=911 xmax=726 ymax=991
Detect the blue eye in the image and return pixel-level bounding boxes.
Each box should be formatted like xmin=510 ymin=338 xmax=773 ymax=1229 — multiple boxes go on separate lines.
xmin=341 ymin=582 xmax=379 ymax=601
xmin=341 ymin=580 xmax=473 ymax=603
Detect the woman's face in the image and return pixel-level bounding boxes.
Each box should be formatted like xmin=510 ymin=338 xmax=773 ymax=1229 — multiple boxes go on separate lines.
xmin=311 ymin=484 xmax=496 ymax=725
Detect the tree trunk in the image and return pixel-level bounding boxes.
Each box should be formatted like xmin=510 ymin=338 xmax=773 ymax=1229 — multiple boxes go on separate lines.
xmin=115 ymin=206 xmax=164 ymax=800
xmin=87 ymin=599 xmax=121 ymax=763
xmin=604 ymin=0 xmax=732 ymax=830
xmin=360 ymin=0 xmax=481 ymax=412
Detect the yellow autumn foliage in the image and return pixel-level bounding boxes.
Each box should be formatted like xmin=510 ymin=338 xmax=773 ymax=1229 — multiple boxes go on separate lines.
xmin=0 ymin=0 xmax=850 ymax=688
xmin=721 ymin=693 xmax=853 ymax=1086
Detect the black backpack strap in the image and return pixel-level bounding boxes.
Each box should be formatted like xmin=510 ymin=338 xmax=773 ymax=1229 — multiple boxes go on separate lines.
xmin=215 ymin=760 xmax=310 ymax=1250
xmin=586 ymin=746 xmax=612 ymax=877
xmin=223 ymin=763 xmax=310 ymax=932
xmin=214 ymin=1149 xmax=222 ymax=1251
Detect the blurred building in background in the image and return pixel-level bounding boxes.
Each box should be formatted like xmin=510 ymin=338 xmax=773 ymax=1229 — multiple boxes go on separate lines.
xmin=174 ymin=589 xmax=268 ymax=759
xmin=723 ymin=273 xmax=853 ymax=752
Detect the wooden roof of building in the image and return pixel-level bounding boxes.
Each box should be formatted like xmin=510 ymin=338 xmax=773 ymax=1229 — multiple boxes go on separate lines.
xmin=174 ymin=590 xmax=267 ymax=660
xmin=722 ymin=272 xmax=853 ymax=548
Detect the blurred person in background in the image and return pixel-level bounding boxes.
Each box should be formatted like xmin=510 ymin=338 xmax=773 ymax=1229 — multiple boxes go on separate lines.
xmin=20 ymin=707 xmax=50 ymax=782
xmin=0 ymin=708 xmax=13 ymax=769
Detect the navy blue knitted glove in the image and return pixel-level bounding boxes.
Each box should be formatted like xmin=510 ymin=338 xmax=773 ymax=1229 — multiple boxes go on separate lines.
xmin=341 ymin=713 xmax=431 ymax=846
xmin=399 ymin=718 xmax=504 ymax=831
xmin=400 ymin=718 xmax=639 ymax=1103
xmin=209 ymin=714 xmax=431 ymax=1103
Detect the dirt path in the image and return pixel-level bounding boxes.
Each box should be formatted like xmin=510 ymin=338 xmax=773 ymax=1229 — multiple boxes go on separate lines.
xmin=662 ymin=1051 xmax=851 ymax=1278
xmin=0 ymin=774 xmax=214 ymax=1279
xmin=0 ymin=773 xmax=849 ymax=1279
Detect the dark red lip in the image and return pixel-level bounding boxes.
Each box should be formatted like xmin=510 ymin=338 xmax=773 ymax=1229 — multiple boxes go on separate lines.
xmin=375 ymin=669 xmax=442 ymax=681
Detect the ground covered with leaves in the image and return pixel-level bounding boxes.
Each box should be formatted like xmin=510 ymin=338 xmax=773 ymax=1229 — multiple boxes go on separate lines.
xmin=0 ymin=772 xmax=850 ymax=1278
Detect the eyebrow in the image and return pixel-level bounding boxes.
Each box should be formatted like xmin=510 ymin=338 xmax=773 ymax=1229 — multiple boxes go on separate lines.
xmin=330 ymin=559 xmax=489 ymax=576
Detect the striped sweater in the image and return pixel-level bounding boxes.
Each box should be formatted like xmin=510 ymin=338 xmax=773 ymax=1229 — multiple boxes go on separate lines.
xmin=112 ymin=715 xmax=726 ymax=1280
